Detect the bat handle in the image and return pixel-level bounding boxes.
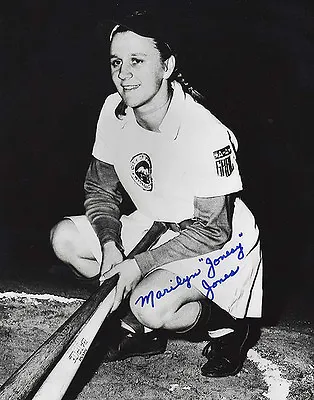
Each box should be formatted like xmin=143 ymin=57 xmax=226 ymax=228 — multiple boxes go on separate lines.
xmin=126 ymin=221 xmax=168 ymax=259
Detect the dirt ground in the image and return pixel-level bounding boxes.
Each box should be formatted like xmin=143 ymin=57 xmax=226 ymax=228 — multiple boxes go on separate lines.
xmin=0 ymin=295 xmax=313 ymax=400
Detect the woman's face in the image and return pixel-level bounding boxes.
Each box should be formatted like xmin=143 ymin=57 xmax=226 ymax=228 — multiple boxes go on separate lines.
xmin=110 ymin=31 xmax=169 ymax=111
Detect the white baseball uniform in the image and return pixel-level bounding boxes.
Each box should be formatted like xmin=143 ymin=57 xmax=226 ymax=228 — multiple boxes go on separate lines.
xmin=71 ymin=81 xmax=263 ymax=319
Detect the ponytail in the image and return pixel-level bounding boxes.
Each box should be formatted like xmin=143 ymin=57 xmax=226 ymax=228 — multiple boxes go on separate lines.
xmin=171 ymin=70 xmax=205 ymax=104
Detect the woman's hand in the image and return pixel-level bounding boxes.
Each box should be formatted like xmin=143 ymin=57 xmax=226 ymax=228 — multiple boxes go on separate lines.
xmin=100 ymin=241 xmax=123 ymax=277
xmin=101 ymin=259 xmax=142 ymax=312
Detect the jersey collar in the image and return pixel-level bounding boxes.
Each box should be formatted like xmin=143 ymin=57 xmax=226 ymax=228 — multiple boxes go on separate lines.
xmin=122 ymin=81 xmax=185 ymax=141
xmin=158 ymin=81 xmax=184 ymax=140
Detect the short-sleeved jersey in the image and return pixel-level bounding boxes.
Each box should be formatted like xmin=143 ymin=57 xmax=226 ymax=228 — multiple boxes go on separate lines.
xmin=92 ymin=82 xmax=243 ymax=222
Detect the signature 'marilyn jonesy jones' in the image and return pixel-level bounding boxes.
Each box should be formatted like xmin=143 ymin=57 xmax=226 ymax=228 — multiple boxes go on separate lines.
xmin=135 ymin=233 xmax=245 ymax=309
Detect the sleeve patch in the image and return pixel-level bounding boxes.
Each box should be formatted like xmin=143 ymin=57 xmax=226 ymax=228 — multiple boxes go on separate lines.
xmin=213 ymin=145 xmax=234 ymax=177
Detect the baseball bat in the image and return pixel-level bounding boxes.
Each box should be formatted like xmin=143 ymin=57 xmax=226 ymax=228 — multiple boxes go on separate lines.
xmin=33 ymin=289 xmax=116 ymax=400
xmin=0 ymin=221 xmax=168 ymax=400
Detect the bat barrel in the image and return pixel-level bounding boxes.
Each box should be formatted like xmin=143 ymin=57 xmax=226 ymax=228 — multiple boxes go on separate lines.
xmin=32 ymin=289 xmax=116 ymax=400
xmin=0 ymin=275 xmax=118 ymax=400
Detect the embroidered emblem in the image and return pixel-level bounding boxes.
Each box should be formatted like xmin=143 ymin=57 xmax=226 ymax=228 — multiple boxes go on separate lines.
xmin=213 ymin=145 xmax=234 ymax=177
xmin=130 ymin=153 xmax=153 ymax=191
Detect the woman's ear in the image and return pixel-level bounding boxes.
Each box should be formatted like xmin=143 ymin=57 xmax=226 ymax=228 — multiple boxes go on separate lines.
xmin=163 ymin=55 xmax=176 ymax=79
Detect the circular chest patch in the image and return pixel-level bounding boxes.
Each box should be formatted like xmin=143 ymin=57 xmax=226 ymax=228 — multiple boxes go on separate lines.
xmin=130 ymin=153 xmax=153 ymax=191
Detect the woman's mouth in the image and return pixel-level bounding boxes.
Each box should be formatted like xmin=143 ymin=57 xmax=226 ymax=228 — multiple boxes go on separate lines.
xmin=122 ymin=85 xmax=140 ymax=91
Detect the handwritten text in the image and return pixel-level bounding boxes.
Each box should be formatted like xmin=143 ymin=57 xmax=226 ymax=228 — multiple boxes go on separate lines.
xmin=134 ymin=233 xmax=244 ymax=307
xmin=200 ymin=232 xmax=244 ymax=300
xmin=135 ymin=269 xmax=202 ymax=309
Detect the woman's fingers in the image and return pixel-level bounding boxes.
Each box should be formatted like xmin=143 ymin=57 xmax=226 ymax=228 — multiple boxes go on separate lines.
xmin=100 ymin=243 xmax=123 ymax=279
xmin=100 ymin=259 xmax=141 ymax=310
xmin=100 ymin=266 xmax=117 ymax=283
xmin=100 ymin=266 xmax=126 ymax=310
xmin=112 ymin=283 xmax=127 ymax=311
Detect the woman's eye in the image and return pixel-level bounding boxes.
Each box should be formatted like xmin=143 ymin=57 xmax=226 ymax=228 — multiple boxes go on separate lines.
xmin=131 ymin=58 xmax=143 ymax=66
xmin=111 ymin=59 xmax=121 ymax=68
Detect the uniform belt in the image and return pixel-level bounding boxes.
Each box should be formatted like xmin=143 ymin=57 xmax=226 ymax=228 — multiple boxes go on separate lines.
xmin=164 ymin=219 xmax=194 ymax=232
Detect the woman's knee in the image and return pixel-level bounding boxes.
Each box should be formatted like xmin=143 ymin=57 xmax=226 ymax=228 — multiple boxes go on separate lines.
xmin=129 ymin=272 xmax=178 ymax=329
xmin=129 ymin=269 xmax=205 ymax=329
xmin=50 ymin=219 xmax=78 ymax=263
xmin=130 ymin=291 xmax=166 ymax=329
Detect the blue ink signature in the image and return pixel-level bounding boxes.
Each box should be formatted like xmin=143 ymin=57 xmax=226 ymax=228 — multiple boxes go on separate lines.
xmin=135 ymin=269 xmax=202 ymax=309
xmin=200 ymin=232 xmax=244 ymax=300
xmin=135 ymin=232 xmax=244 ymax=308
xmin=201 ymin=266 xmax=240 ymax=300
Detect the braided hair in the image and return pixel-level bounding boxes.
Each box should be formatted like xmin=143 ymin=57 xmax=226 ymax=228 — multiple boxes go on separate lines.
xmin=110 ymin=25 xmax=205 ymax=119
xmin=171 ymin=70 xmax=205 ymax=104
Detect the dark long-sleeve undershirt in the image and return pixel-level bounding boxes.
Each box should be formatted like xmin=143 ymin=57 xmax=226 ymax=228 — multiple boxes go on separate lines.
xmin=134 ymin=195 xmax=233 ymax=276
xmin=84 ymin=157 xmax=123 ymax=252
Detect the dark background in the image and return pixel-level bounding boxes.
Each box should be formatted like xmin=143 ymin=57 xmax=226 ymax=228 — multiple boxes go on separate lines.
xmin=1 ymin=0 xmax=313 ymax=323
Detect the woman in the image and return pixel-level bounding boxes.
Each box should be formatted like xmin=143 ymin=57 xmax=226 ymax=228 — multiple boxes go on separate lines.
xmin=51 ymin=11 xmax=263 ymax=378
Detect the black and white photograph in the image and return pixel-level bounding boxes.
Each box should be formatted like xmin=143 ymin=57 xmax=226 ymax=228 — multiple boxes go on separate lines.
xmin=0 ymin=1 xmax=313 ymax=399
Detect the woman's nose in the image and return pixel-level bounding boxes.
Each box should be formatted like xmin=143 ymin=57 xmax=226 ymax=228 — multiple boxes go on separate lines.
xmin=118 ymin=64 xmax=133 ymax=80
